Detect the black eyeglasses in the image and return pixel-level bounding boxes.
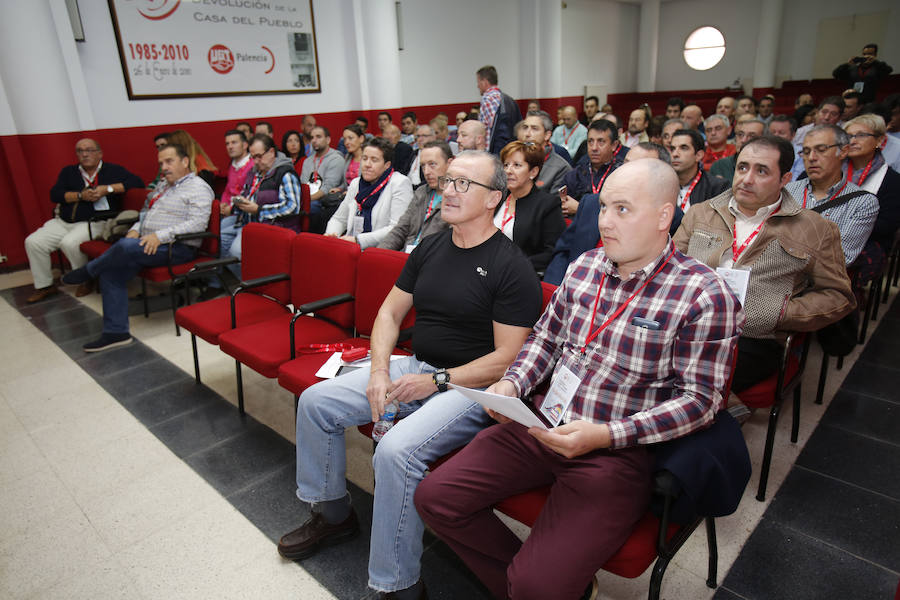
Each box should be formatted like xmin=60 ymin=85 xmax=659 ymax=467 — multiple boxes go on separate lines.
xmin=437 ymin=176 xmax=499 ymax=193
xmin=847 ymin=132 xmax=877 ymax=141
xmin=799 ymin=143 xmax=841 ymax=157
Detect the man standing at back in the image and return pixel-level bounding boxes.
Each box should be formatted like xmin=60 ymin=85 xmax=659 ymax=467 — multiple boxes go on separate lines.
xmin=477 ymin=65 xmax=521 ymax=155
xmin=278 ymin=150 xmax=542 ymax=600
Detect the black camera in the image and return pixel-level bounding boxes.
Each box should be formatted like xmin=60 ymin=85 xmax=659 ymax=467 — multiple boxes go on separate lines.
xmin=852 ymin=56 xmax=867 ymax=64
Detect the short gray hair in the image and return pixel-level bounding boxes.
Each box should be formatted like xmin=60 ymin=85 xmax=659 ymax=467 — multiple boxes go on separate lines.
xmin=808 ymin=124 xmax=849 ymax=149
xmin=456 ymin=150 xmax=506 ymax=191
xmin=663 ymin=118 xmax=686 ymax=130
xmin=705 ymin=114 xmax=730 ymax=129
xmin=526 ymin=109 xmax=554 ymax=133
xmin=634 ymin=142 xmax=671 ymax=165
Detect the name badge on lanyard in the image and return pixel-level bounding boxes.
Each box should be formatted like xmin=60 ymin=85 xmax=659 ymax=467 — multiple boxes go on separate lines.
xmin=716 ymin=267 xmax=750 ymax=305
xmin=308 ymin=180 xmax=322 ymax=195
xmin=404 ymin=243 xmax=417 ymax=254
xmin=351 ymin=215 xmax=365 ymax=237
xmin=539 ymin=360 xmax=583 ymax=426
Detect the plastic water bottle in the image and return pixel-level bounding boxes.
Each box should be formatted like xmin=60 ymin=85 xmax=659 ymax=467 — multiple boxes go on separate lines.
xmin=372 ymin=401 xmax=398 ymax=442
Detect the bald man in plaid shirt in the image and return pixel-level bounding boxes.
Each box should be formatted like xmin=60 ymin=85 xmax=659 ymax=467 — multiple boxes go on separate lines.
xmin=415 ymin=159 xmax=744 ymax=600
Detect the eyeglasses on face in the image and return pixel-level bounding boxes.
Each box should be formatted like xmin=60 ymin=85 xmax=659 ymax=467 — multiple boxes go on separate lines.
xmin=799 ymin=143 xmax=841 ymax=157
xmin=437 ymin=175 xmax=498 ymax=193
xmin=250 ymin=149 xmax=272 ymax=160
xmin=847 ymin=132 xmax=876 ymax=141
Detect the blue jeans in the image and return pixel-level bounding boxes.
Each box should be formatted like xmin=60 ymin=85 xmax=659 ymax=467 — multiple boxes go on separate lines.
xmin=208 ymin=215 xmax=238 ymax=288
xmin=228 ymin=226 xmax=244 ymax=282
xmin=85 ymin=237 xmax=195 ymax=334
xmin=295 ymin=355 xmax=491 ymax=592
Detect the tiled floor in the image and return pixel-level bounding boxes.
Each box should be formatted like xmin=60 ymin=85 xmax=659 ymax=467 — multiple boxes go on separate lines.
xmin=1 ymin=271 xmax=898 ymax=599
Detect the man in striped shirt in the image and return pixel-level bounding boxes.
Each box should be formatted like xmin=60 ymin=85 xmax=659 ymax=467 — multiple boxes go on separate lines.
xmin=415 ymin=158 xmax=744 ymax=600
xmin=62 ymin=143 xmax=213 ymax=352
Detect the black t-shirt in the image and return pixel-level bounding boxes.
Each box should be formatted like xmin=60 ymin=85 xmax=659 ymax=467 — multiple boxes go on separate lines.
xmin=395 ymin=228 xmax=542 ymax=368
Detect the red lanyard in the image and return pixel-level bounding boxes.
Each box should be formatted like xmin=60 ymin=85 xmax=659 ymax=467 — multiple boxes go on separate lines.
xmin=81 ymin=170 xmax=98 ymax=188
xmin=356 ymin=169 xmax=393 ymax=214
xmin=801 ymin=179 xmax=848 ymax=209
xmin=732 ymin=204 xmax=781 ymax=262
xmin=580 ymin=248 xmax=675 ymax=354
xmin=247 ymin=173 xmax=263 ymax=199
xmin=148 ymin=187 xmax=166 ymax=210
xmin=590 ymin=161 xmax=615 ymax=194
xmin=311 ymin=154 xmax=326 ymax=181
xmin=849 ymin=157 xmax=875 ymax=186
xmin=563 ymin=125 xmax=578 ymax=145
xmin=679 ymin=170 xmax=703 ymax=210
xmin=499 ymin=197 xmax=515 ymax=229
xmin=295 ymin=342 xmax=356 ymax=354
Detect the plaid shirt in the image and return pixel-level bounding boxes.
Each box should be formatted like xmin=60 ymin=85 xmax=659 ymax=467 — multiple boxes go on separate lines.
xmin=784 ymin=177 xmax=879 ymax=265
xmin=503 ymin=242 xmax=744 ymax=449
xmin=132 ymin=173 xmax=213 ymax=247
xmin=479 ymin=86 xmax=502 ymax=148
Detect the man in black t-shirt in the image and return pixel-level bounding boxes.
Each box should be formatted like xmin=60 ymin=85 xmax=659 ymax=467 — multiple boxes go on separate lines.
xmin=278 ymin=151 xmax=542 ymax=599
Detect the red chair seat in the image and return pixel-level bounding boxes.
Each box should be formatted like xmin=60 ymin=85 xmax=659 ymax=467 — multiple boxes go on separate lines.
xmin=139 ymin=257 xmax=214 ymax=282
xmin=737 ymin=353 xmax=801 ymax=410
xmin=219 ymin=314 xmax=350 ymax=378
xmin=175 ymin=294 xmax=291 ymax=345
xmin=277 ymin=338 xmax=412 ymax=396
xmin=80 ymin=239 xmax=112 ymax=259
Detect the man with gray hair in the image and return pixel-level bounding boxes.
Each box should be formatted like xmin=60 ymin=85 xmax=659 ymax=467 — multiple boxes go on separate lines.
xmin=550 ymin=106 xmax=588 ymax=159
xmin=278 ymin=150 xmax=542 ymax=600
xmin=710 ymin=116 xmax=766 ymax=181
xmin=702 ymin=113 xmax=735 ymax=171
xmin=786 ymin=124 xmax=879 ymax=264
xmin=519 ymin=110 xmax=573 ymax=193
xmin=662 ymin=118 xmax=686 ymax=148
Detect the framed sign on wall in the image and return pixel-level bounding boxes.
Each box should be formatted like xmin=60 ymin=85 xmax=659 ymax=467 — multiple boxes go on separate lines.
xmin=108 ymin=0 xmax=320 ymax=99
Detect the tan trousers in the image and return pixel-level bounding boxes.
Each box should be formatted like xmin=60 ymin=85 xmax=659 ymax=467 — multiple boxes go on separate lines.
xmin=24 ymin=217 xmax=102 ymax=289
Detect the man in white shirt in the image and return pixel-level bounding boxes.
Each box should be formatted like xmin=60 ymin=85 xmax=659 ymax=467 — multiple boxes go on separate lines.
xmin=550 ymin=106 xmax=587 ymax=159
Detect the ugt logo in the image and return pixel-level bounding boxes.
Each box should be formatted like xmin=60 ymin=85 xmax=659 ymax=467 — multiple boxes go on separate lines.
xmin=137 ymin=0 xmax=181 ymax=20
xmin=208 ymin=45 xmax=235 ymax=74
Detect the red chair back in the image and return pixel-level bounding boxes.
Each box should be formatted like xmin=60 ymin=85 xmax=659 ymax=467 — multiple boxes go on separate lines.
xmin=200 ymin=203 xmax=220 ymax=257
xmin=540 ymin=281 xmax=557 ymax=311
xmin=291 ymin=233 xmax=360 ymax=329
xmin=241 ymin=223 xmax=295 ymax=303
xmin=123 ymin=188 xmax=149 ymax=211
xmin=354 ymin=248 xmax=414 ymax=336
xmin=299 ymin=183 xmax=311 ymax=232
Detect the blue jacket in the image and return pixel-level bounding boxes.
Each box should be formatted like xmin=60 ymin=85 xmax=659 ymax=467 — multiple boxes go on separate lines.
xmin=543 ymin=193 xmax=685 ymax=285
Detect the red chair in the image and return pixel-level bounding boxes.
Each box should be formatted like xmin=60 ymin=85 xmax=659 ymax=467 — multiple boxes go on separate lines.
xmin=218 ymin=234 xmax=360 ymax=414
xmin=277 ymin=247 xmax=415 ymax=400
xmin=174 ymin=223 xmax=296 ymax=385
xmin=137 ymin=202 xmax=222 ymax=335
xmin=735 ymin=333 xmax=810 ymax=501
xmin=79 ymin=187 xmax=149 ymax=260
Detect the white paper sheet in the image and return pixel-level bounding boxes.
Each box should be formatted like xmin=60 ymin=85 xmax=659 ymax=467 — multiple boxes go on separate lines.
xmin=448 ymin=384 xmax=548 ymax=429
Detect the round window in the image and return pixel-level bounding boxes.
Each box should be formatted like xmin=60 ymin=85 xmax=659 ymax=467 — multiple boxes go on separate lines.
xmin=683 ymin=26 xmax=726 ymax=71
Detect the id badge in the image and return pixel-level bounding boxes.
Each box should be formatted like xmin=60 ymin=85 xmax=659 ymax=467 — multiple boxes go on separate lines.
xmin=308 ymin=180 xmax=322 ymax=195
xmin=404 ymin=243 xmax=417 ymax=254
xmin=716 ymin=267 xmax=750 ymax=305
xmin=539 ymin=362 xmax=582 ymax=426
xmin=853 ymin=82 xmax=865 ymax=93
xmin=351 ymin=215 xmax=365 ymax=236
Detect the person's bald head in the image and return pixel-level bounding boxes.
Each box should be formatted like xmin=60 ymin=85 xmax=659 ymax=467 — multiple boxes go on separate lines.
xmin=382 ymin=124 xmax=402 ymax=145
xmin=457 ymin=119 xmax=487 ymax=151
xmin=561 ymin=106 xmax=578 ymax=128
xmin=598 ymin=159 xmax=677 ymax=274
xmin=680 ymin=105 xmax=703 ymax=130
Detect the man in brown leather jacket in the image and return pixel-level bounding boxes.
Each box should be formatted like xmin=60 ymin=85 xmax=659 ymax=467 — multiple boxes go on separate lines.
xmin=674 ymin=135 xmax=855 ymax=391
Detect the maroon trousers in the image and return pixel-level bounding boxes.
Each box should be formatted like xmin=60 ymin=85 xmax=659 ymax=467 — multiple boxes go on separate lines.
xmin=414 ymin=422 xmax=653 ymax=600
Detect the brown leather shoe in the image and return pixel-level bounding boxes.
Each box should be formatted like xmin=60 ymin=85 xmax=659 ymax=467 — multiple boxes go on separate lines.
xmin=75 ymin=281 xmax=94 ymax=297
xmin=277 ymin=510 xmax=359 ymax=560
xmin=26 ymin=286 xmax=58 ymax=303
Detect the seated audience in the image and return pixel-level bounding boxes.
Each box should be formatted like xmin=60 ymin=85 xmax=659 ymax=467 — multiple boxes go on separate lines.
xmin=544 ymin=142 xmax=680 ymax=285
xmin=735 ymin=95 xmax=757 ymax=117
xmin=25 ymin=138 xmax=143 ymax=303
xmin=793 ymin=96 xmax=844 ymax=146
xmin=61 ymin=144 xmax=212 ymax=351
xmin=680 ymin=104 xmax=704 ymax=131
xmin=758 ymin=95 xmax=776 ymax=124
xmin=325 ymin=137 xmax=413 ymax=248
xmin=619 ymin=107 xmax=650 ymax=147
xmin=313 ymin=124 xmax=366 ymax=232
xmin=785 ymin=124 xmax=879 ymax=265
xmin=299 ymin=125 xmax=345 ymax=218
xmin=668 ymin=129 xmax=729 ymax=213
xmin=429 ymin=117 xmax=459 ymax=155
xmin=665 ymin=96 xmax=685 ymax=119
xmin=550 ymin=106 xmax=588 ymax=159
xmin=235 ymin=122 xmax=253 ymax=141
xmin=710 ymin=116 xmax=766 ymax=181
xmin=381 ymin=123 xmax=415 ymax=177
xmin=675 ymin=135 xmax=855 ymax=392
xmin=377 ymin=111 xmax=392 ymax=136
xmin=278 ymin=150 xmax=541 ymax=600
xmin=767 ymin=114 xmax=795 ymax=142
xmin=702 ymin=114 xmax=735 ymax=171
xmin=795 ymin=93 xmax=814 ymax=111
xmin=580 ymin=95 xmax=599 ymax=126
xmin=400 ymin=111 xmax=418 ymax=145
xmin=415 ymin=158 xmax=744 ymax=600
xmin=661 ymin=118 xmax=686 ymax=148
xmin=495 ymin=141 xmax=566 ymax=273
xmin=300 ymin=115 xmax=316 ymax=156
xmin=841 ymin=91 xmax=862 ymax=122
xmin=518 ymin=110 xmax=572 ymax=194
xmin=560 ymin=120 xmax=624 ymax=216
xmin=167 ymin=129 xmax=217 ymax=186
xmin=230 ymin=134 xmax=303 ymax=271
xmin=843 ymin=114 xmax=900 ymax=279
xmin=408 ymin=125 xmax=437 ymax=186
xmin=647 ymin=115 xmax=666 ymax=145
xmin=832 ymin=43 xmax=893 ymax=104
xmin=255 ymin=121 xmax=274 ymax=139
xmin=456 ymin=119 xmax=487 ymax=152
xmin=716 ymin=96 xmax=737 ymax=123
xmin=148 ymin=132 xmax=169 ymax=190
xmin=378 ymin=141 xmax=452 ymax=252
xmin=281 ymin=130 xmax=305 ymax=173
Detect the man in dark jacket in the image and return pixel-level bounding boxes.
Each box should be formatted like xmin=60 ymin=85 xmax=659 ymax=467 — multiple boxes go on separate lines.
xmin=24 ymin=138 xmax=143 ymax=302
xmin=833 ymin=44 xmax=893 ymax=104
xmin=668 ymin=129 xmax=729 ymax=214
xmin=477 ymin=65 xmax=521 ymax=155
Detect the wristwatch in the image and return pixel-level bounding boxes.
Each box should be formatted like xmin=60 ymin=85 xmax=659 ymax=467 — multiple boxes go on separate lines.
xmin=106 ymin=185 xmax=114 ymax=194
xmin=432 ymin=369 xmax=450 ymax=393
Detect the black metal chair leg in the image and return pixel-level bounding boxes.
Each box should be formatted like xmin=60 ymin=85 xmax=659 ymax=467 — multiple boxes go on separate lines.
xmin=756 ymin=402 xmax=781 ymax=501
xmin=648 ymin=555 xmax=671 ymax=600
xmin=836 ymin=355 xmax=844 ymax=370
xmin=791 ymin=384 xmax=802 ymax=443
xmin=170 ymin=279 xmax=181 ymax=336
xmin=815 ymin=353 xmax=828 ymax=405
xmin=871 ymin=276 xmax=883 ymax=321
xmin=235 ymin=360 xmax=245 ymax=416
xmin=705 ymin=517 xmax=718 ymax=588
xmin=142 ymin=278 xmax=149 ymax=318
xmin=191 ymin=334 xmax=201 ymax=384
